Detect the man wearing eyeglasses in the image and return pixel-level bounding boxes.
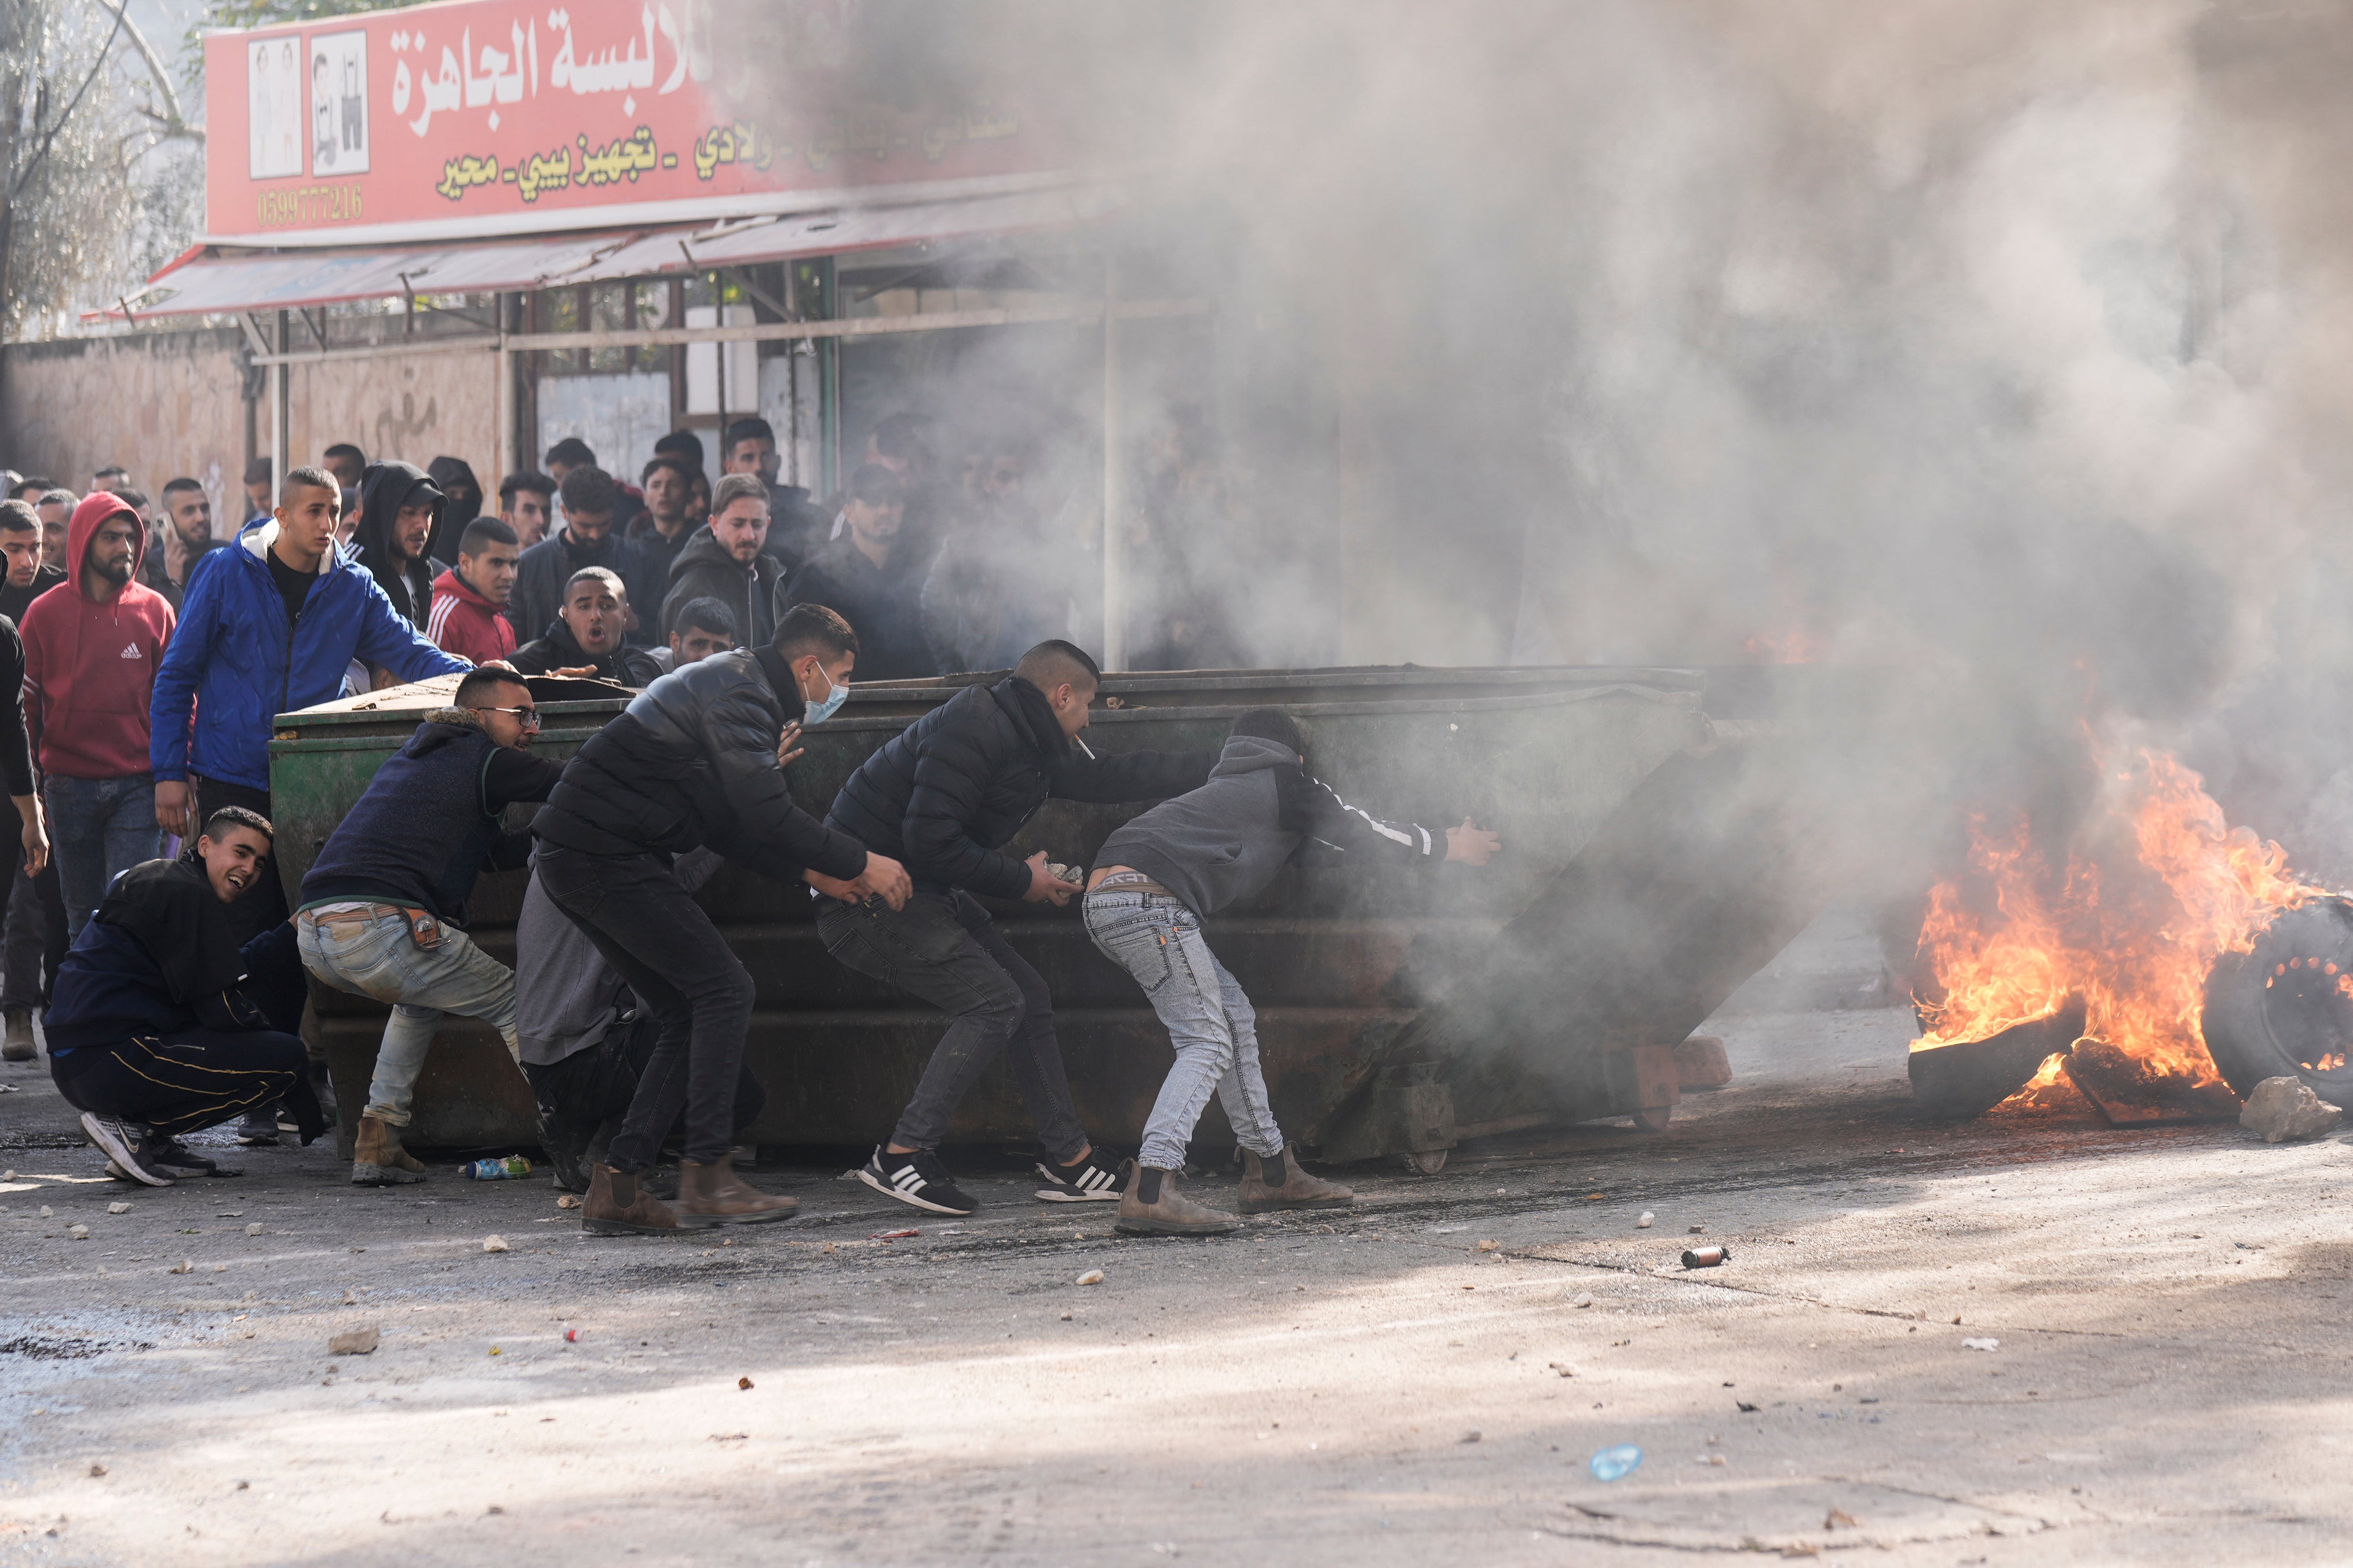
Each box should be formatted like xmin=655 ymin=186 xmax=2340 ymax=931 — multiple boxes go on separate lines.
xmin=294 ymin=667 xmax=566 ymax=1185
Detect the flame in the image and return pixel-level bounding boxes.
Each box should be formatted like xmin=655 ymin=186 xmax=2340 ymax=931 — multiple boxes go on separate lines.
xmin=1911 ymin=747 xmax=2325 ymax=1088
xmin=1742 ymin=626 xmax=1827 ymax=665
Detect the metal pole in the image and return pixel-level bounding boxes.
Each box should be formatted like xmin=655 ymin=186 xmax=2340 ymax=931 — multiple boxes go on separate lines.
xmin=783 ymin=264 xmax=801 ymax=489
xmin=269 ymin=310 xmax=286 ymax=507
xmin=1100 ymin=255 xmax=1126 ymax=671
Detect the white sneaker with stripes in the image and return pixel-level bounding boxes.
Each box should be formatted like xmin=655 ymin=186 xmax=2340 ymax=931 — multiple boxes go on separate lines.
xmin=1034 ymin=1147 xmax=1125 ymax=1203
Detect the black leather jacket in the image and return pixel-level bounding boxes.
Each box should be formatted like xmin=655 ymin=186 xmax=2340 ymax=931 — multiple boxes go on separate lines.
xmin=533 ymin=645 xmax=867 ymax=884
xmin=825 ymin=675 xmax=1213 ymax=899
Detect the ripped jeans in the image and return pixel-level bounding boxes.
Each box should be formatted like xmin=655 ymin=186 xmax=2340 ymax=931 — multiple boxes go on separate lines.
xmin=1082 ymin=887 xmax=1284 ymax=1171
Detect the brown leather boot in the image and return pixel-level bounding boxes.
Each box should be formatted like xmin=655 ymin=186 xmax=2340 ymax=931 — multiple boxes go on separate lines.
xmin=1238 ymin=1146 xmax=1354 ymax=1214
xmin=351 ymin=1114 xmax=427 ymax=1186
xmin=583 ymin=1163 xmax=680 ymax=1235
xmin=673 ymin=1154 xmax=799 ymax=1227
xmin=1115 ymin=1163 xmax=1242 ymax=1236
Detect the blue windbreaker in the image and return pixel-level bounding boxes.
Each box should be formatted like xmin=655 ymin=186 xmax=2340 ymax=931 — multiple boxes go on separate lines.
xmin=149 ymin=518 xmax=469 ymax=791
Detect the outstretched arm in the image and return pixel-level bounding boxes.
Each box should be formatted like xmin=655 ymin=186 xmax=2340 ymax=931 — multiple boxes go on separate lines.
xmin=1276 ymin=766 xmax=1501 ymax=866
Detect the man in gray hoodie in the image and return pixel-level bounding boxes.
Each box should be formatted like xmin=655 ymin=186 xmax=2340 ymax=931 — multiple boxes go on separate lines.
xmin=1084 ymin=708 xmax=1501 ymax=1236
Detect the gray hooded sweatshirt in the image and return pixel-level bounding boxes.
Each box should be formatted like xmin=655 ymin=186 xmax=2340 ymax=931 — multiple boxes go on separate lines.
xmin=1095 ymin=733 xmax=1440 ymax=916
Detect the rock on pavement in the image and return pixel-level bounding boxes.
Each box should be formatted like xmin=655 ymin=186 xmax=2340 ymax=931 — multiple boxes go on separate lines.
xmin=2239 ymin=1076 xmax=2343 ymax=1143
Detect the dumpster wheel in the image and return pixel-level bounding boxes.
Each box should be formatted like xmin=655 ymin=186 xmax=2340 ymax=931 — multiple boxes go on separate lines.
xmin=1399 ymin=1147 xmax=1450 ymax=1175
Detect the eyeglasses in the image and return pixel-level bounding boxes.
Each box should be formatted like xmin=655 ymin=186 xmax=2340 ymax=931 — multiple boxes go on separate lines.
xmin=477 ymin=706 xmax=541 ymax=732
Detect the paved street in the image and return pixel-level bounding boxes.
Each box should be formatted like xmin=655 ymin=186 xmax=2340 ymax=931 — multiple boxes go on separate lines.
xmin=3 ymin=979 xmax=2348 ymax=1566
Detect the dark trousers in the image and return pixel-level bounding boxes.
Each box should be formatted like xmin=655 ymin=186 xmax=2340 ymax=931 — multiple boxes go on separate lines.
xmin=523 ymin=1010 xmax=765 ymax=1141
xmin=816 ymin=889 xmax=1087 ymax=1161
xmin=534 ymin=845 xmax=756 ymax=1171
xmin=52 ymin=1028 xmax=313 ymax=1139
xmin=2 ymin=824 xmax=67 ymax=1013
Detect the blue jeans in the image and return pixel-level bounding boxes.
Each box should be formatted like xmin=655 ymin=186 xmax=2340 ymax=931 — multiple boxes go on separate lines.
xmin=296 ymin=904 xmax=520 ymax=1128
xmin=45 ymin=773 xmax=162 ymax=940
xmin=1082 ymin=887 xmax=1285 ymax=1170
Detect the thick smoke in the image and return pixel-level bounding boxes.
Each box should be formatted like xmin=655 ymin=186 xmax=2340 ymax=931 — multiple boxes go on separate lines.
xmin=775 ymin=1 xmax=2353 ymax=868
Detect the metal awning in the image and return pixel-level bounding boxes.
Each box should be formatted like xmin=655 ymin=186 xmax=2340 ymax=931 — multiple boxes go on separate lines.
xmin=114 ymin=182 xmax=1124 ymax=320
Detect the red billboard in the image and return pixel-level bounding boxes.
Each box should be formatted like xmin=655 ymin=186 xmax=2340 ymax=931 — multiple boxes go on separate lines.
xmin=205 ymin=0 xmax=1071 ymax=246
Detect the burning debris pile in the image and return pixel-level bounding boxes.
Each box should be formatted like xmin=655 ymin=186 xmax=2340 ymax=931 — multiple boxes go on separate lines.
xmin=1908 ymin=747 xmax=2334 ymax=1123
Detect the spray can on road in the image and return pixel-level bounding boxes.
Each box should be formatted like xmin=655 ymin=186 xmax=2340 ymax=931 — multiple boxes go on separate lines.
xmin=463 ymin=1154 xmax=532 ymax=1180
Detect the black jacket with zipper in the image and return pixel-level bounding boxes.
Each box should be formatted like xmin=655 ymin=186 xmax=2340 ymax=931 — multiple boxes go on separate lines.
xmin=533 ymin=645 xmax=867 ymax=886
xmin=825 ymin=674 xmax=1214 ymax=900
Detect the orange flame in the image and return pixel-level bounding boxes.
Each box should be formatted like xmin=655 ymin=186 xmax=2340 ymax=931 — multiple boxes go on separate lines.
xmin=1912 ymin=747 xmax=2326 ymax=1088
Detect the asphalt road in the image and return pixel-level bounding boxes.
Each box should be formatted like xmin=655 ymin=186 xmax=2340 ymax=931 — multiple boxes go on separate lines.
xmin=3 ymin=996 xmax=2348 ymax=1567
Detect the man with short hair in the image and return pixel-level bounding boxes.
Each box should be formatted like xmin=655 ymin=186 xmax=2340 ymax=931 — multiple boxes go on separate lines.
xmin=629 ymin=454 xmax=700 ymax=586
xmin=0 ymin=500 xmax=63 ymax=1059
xmin=822 ymin=639 xmax=1214 ymax=1216
xmin=10 ymin=477 xmax=52 ymax=503
xmin=510 ymin=567 xmax=661 ymax=684
xmin=778 ymin=463 xmax=933 ymax=681
xmin=241 ymin=458 xmax=273 ymax=525
xmin=298 ymin=668 xmax=567 ymax=1184
xmin=21 ymin=494 xmax=176 ymax=942
xmin=543 ymin=437 xmax=595 ymax=485
xmin=498 ymin=470 xmax=556 ymax=550
xmin=148 ymin=465 xmax=469 ymax=927
xmin=320 ymin=444 xmax=366 ymax=492
xmin=140 ymin=478 xmax=229 ymax=612
xmin=533 ymin=604 xmax=913 ymax=1231
xmin=91 ymin=465 xmax=131 ymax=493
xmin=661 ymin=473 xmax=782 ymax=645
xmin=654 ymin=596 xmax=736 ymax=673
xmin=34 ymin=491 xmax=73 ymax=572
xmin=427 ymin=516 xmax=521 ymax=666
xmin=509 ymin=466 xmax=650 ymax=644
xmin=722 ymin=415 xmax=826 ymax=568
xmin=47 ymin=806 xmax=315 ymax=1186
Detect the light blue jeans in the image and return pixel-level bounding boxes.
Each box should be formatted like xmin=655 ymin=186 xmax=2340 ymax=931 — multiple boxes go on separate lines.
xmin=1083 ymin=887 xmax=1284 ymax=1170
xmin=297 ymin=904 xmax=520 ymax=1127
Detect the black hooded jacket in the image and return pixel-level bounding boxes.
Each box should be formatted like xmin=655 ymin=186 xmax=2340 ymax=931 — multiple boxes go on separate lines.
xmin=534 ymin=645 xmax=868 ymax=886
xmin=423 ymin=455 xmax=483 ymax=566
xmin=825 ymin=675 xmax=1215 ymax=900
xmin=509 ymin=617 xmax=662 ymax=685
xmin=352 ymin=461 xmax=445 ymax=628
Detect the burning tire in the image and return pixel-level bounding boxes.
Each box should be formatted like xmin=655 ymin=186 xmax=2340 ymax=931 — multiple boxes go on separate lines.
xmin=2201 ymin=897 xmax=2353 ymax=1103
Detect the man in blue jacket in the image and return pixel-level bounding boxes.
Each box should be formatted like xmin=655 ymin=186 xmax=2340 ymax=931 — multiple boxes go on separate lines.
xmin=148 ymin=465 xmax=469 ymax=927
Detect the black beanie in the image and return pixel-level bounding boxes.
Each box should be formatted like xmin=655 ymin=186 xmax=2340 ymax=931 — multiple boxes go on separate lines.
xmin=1229 ymin=707 xmax=1304 ymax=757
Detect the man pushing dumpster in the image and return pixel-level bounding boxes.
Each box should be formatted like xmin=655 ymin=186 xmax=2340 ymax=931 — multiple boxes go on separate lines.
xmin=532 ymin=603 xmax=913 ymax=1233
xmin=1086 ymin=707 xmax=1501 ymax=1234
xmin=820 ymin=639 xmax=1215 ymax=1217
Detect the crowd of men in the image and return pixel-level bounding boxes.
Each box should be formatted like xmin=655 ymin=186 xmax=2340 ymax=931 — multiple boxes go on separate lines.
xmin=1 ymin=421 xmax=1499 ymax=1236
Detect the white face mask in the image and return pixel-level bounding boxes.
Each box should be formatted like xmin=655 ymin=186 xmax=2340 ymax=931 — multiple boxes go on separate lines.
xmin=801 ymin=662 xmax=849 ymax=723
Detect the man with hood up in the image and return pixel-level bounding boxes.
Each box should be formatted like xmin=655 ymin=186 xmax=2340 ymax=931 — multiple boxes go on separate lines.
xmin=351 ymin=460 xmax=444 ymax=632
xmin=422 ymin=455 xmax=483 ymax=566
xmin=1083 ymin=708 xmax=1500 ymax=1236
xmin=20 ymin=492 xmax=176 ymax=940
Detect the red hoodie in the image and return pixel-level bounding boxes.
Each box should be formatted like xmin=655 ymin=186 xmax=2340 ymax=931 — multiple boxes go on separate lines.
xmin=425 ymin=565 xmax=516 ymax=666
xmin=21 ymin=492 xmax=176 ymax=780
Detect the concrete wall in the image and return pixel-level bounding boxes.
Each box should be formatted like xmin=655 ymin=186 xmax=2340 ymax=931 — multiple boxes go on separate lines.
xmin=1 ymin=328 xmax=508 ymax=535
xmin=285 ymin=347 xmax=502 ymax=505
xmin=0 ymin=328 xmax=251 ymax=528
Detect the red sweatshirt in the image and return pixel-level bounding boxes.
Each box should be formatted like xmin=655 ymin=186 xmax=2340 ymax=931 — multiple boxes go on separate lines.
xmin=21 ymin=492 xmax=176 ymax=780
xmin=425 ymin=566 xmax=516 ymax=666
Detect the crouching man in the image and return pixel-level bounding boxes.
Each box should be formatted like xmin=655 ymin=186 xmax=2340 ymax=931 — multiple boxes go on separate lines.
xmin=48 ymin=807 xmax=318 ymax=1186
xmin=296 ymin=668 xmax=566 ymax=1184
xmin=1085 ymin=708 xmax=1502 ymax=1235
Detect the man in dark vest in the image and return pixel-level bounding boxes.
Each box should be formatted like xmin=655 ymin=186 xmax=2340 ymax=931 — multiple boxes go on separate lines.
xmin=296 ymin=667 xmax=566 ymax=1185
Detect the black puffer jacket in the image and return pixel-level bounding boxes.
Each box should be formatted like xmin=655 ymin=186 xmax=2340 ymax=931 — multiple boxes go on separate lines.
xmin=534 ymin=645 xmax=867 ymax=886
xmin=509 ymin=617 xmax=662 ymax=685
xmin=826 ymin=675 xmax=1214 ymax=900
